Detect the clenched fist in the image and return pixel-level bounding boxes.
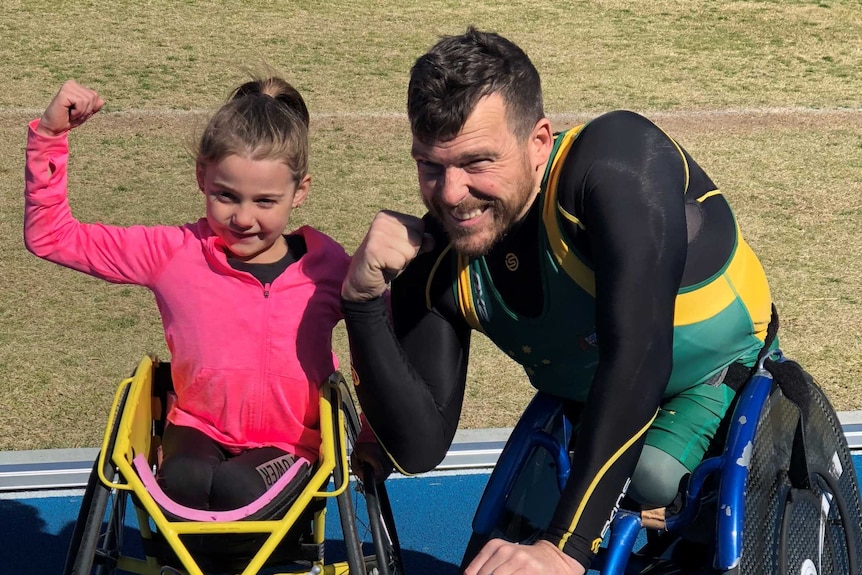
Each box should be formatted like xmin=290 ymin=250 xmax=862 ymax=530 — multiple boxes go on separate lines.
xmin=342 ymin=210 xmax=434 ymax=302
xmin=37 ymin=80 xmax=105 ymax=137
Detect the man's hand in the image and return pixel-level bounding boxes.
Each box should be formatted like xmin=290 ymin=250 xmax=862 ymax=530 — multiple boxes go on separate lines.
xmin=342 ymin=210 xmax=434 ymax=302
xmin=351 ymin=423 xmax=394 ymax=482
xmin=464 ymin=539 xmax=586 ymax=575
xmin=37 ymin=80 xmax=105 ymax=137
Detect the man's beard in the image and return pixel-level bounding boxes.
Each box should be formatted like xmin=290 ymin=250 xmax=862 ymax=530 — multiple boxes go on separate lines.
xmin=440 ymin=199 xmax=510 ymax=257
xmin=426 ymin=172 xmax=536 ymax=258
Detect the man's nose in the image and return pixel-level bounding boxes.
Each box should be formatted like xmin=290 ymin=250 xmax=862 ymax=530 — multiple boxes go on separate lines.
xmin=437 ymin=167 xmax=469 ymax=206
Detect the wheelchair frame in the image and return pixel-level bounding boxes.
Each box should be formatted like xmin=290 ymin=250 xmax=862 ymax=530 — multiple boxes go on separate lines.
xmin=464 ymin=351 xmax=862 ymax=574
xmin=63 ymin=355 xmax=403 ymax=575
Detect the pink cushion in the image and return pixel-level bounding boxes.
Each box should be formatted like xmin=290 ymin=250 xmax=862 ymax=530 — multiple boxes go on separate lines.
xmin=133 ymin=454 xmax=311 ymax=522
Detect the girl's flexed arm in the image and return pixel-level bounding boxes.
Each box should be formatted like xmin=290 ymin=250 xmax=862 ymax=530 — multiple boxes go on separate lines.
xmin=25 ymin=81 xmax=181 ymax=287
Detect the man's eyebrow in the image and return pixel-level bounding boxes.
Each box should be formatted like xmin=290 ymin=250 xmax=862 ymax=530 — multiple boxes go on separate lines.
xmin=458 ymin=150 xmax=494 ymax=163
xmin=410 ymin=147 xmax=495 ymax=163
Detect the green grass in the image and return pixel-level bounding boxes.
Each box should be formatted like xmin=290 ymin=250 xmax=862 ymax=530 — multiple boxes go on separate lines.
xmin=0 ymin=1 xmax=860 ymax=450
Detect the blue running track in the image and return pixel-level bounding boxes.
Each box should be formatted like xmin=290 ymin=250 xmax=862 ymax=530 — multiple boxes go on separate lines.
xmin=3 ymin=458 xmax=862 ymax=575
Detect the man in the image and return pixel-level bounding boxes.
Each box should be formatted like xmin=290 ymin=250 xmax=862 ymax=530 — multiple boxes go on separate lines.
xmin=341 ymin=27 xmax=773 ymax=574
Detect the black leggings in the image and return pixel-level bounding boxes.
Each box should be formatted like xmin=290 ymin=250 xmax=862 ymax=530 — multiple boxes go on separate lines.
xmin=157 ymin=425 xmax=308 ymax=511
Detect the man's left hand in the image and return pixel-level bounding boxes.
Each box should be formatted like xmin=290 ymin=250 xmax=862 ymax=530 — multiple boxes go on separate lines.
xmin=350 ymin=431 xmax=394 ymax=482
xmin=464 ymin=539 xmax=586 ymax=575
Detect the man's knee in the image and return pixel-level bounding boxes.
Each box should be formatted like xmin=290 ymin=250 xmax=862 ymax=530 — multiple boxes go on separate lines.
xmin=628 ymin=445 xmax=689 ymax=508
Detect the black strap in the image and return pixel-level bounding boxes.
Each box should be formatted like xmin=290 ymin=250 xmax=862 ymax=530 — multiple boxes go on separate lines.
xmin=759 ymin=303 xmax=780 ymax=363
xmin=754 ymin=305 xmax=811 ymax=485
xmin=723 ymin=304 xmax=780 ymax=392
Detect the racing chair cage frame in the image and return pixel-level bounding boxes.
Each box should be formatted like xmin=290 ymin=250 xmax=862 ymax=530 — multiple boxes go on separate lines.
xmin=68 ymin=354 xmax=399 ymax=575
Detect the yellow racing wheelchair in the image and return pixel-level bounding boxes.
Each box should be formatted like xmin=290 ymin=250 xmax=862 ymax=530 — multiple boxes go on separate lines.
xmin=63 ymin=356 xmax=403 ymax=575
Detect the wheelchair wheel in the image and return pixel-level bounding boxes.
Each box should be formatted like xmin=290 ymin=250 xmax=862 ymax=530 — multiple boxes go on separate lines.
xmin=361 ymin=470 xmax=403 ymax=575
xmin=734 ymin=370 xmax=862 ymax=575
xmin=461 ymin=396 xmax=571 ymax=570
xmin=63 ymin=457 xmax=128 ymax=575
xmin=331 ymin=380 xmax=368 ymax=575
xmin=338 ymin=379 xmax=405 ymax=575
xmin=460 ymin=438 xmax=565 ymax=571
xmin=63 ymin=383 xmax=131 ymax=575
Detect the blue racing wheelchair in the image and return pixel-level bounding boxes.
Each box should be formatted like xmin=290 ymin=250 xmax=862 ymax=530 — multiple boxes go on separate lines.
xmin=462 ymin=350 xmax=862 ymax=574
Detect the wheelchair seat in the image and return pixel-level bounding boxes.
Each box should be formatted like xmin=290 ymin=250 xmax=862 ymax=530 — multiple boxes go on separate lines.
xmin=132 ymin=453 xmax=313 ymax=523
xmin=132 ymin=360 xmax=315 ymax=525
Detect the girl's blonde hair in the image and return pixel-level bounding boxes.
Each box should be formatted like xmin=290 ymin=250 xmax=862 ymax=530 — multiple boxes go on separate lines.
xmin=196 ymin=77 xmax=310 ymax=182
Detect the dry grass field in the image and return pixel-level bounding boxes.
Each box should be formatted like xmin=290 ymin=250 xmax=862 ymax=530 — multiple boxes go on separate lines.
xmin=0 ymin=1 xmax=859 ymax=451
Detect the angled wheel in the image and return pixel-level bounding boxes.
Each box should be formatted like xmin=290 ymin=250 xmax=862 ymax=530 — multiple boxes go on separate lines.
xmin=461 ymin=394 xmax=572 ymax=570
xmin=733 ymin=365 xmax=862 ymax=574
xmin=330 ymin=379 xmax=368 ymax=575
xmin=63 ymin=383 xmax=131 ymax=575
xmin=460 ymin=436 xmax=565 ymax=570
xmin=63 ymin=457 xmax=129 ymax=575
xmin=337 ymin=378 xmax=405 ymax=575
xmin=360 ymin=466 xmax=404 ymax=575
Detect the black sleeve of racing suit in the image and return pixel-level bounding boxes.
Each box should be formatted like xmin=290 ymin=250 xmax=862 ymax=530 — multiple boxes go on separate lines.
xmin=539 ymin=110 xmax=690 ymax=567
xmin=342 ymin=219 xmax=472 ymax=473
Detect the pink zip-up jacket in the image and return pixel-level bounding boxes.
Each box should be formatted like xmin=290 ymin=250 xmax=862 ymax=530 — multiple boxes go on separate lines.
xmin=24 ymin=119 xmax=350 ymax=461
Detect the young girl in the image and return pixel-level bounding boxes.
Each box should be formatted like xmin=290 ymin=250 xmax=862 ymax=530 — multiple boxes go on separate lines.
xmin=25 ymin=77 xmax=350 ymax=511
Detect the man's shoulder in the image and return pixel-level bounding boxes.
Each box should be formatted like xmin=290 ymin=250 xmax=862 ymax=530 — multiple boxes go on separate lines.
xmin=579 ymin=110 xmax=664 ymax=140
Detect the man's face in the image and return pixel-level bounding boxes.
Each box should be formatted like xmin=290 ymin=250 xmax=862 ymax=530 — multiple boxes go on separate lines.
xmin=411 ymin=93 xmax=548 ymax=257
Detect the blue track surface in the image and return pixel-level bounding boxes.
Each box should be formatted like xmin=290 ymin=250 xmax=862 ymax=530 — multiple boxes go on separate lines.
xmin=0 ymin=470 xmax=489 ymax=574
xmin=3 ymin=459 xmax=862 ymax=574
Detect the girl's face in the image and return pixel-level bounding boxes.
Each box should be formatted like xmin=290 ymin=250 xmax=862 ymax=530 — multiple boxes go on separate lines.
xmin=197 ymin=154 xmax=309 ymax=264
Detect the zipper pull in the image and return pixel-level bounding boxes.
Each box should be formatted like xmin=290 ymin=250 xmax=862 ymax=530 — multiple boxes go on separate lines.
xmin=264 ymin=282 xmax=271 ymax=298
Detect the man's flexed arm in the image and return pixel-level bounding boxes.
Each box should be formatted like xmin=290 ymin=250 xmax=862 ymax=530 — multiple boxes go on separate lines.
xmin=342 ymin=212 xmax=470 ymax=473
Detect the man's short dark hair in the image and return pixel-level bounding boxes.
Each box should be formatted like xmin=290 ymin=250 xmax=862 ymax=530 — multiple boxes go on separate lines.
xmin=407 ymin=27 xmax=545 ymax=144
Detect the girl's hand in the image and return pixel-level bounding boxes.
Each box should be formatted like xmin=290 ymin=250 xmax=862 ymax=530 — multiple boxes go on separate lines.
xmin=37 ymin=80 xmax=104 ymax=137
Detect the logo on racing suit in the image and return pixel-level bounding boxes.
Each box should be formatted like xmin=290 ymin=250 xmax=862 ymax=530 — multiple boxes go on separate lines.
xmin=505 ymin=252 xmax=519 ymax=271
xmin=591 ymin=477 xmax=631 ymax=554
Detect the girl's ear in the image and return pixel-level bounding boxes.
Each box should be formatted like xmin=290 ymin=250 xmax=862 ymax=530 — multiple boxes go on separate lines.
xmin=292 ymin=174 xmax=311 ymax=208
xmin=195 ymin=162 xmax=207 ymax=193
